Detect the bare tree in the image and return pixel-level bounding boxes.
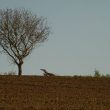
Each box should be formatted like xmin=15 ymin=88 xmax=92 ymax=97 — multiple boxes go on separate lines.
xmin=0 ymin=8 xmax=50 ymax=76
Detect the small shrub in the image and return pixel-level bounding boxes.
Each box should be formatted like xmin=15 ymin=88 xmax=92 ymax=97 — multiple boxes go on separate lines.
xmin=105 ymin=74 xmax=110 ymax=77
xmin=3 ymin=71 xmax=16 ymax=75
xmin=8 ymin=71 xmax=16 ymax=75
xmin=94 ymin=69 xmax=101 ymax=77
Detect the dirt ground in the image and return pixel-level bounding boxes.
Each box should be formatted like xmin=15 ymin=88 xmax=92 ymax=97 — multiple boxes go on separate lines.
xmin=0 ymin=75 xmax=110 ymax=110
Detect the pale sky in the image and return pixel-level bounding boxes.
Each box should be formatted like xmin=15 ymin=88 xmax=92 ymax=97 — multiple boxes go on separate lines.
xmin=0 ymin=0 xmax=110 ymax=76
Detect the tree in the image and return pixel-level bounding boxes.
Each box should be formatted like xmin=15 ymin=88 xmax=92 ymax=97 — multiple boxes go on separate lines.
xmin=0 ymin=8 xmax=50 ymax=76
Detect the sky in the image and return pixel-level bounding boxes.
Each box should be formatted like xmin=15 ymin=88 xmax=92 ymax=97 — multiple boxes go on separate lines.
xmin=0 ymin=0 xmax=110 ymax=76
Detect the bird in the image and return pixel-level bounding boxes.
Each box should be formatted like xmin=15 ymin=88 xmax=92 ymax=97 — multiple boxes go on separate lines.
xmin=40 ymin=69 xmax=55 ymax=76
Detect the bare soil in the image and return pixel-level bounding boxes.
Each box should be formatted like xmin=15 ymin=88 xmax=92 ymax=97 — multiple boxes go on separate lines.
xmin=0 ymin=75 xmax=110 ymax=110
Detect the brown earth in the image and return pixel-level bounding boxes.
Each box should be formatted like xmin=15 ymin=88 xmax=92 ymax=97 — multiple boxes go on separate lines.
xmin=0 ymin=75 xmax=110 ymax=110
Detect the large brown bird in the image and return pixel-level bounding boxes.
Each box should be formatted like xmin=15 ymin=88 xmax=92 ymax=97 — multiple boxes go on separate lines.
xmin=40 ymin=69 xmax=55 ymax=76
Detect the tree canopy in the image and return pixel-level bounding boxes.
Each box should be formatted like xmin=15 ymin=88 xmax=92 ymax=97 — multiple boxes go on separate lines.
xmin=0 ymin=8 xmax=50 ymax=76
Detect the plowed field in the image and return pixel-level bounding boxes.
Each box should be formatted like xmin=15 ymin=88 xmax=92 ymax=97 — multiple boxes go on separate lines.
xmin=0 ymin=76 xmax=110 ymax=110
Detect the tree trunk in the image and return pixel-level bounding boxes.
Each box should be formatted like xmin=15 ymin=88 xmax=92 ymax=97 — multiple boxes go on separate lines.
xmin=17 ymin=59 xmax=23 ymax=76
xmin=18 ymin=63 xmax=22 ymax=76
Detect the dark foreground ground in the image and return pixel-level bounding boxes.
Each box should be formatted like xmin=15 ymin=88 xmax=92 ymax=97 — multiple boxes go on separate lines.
xmin=0 ymin=75 xmax=110 ymax=110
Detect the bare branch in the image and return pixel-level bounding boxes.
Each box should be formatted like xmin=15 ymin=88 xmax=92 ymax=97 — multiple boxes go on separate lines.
xmin=0 ymin=8 xmax=50 ymax=75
